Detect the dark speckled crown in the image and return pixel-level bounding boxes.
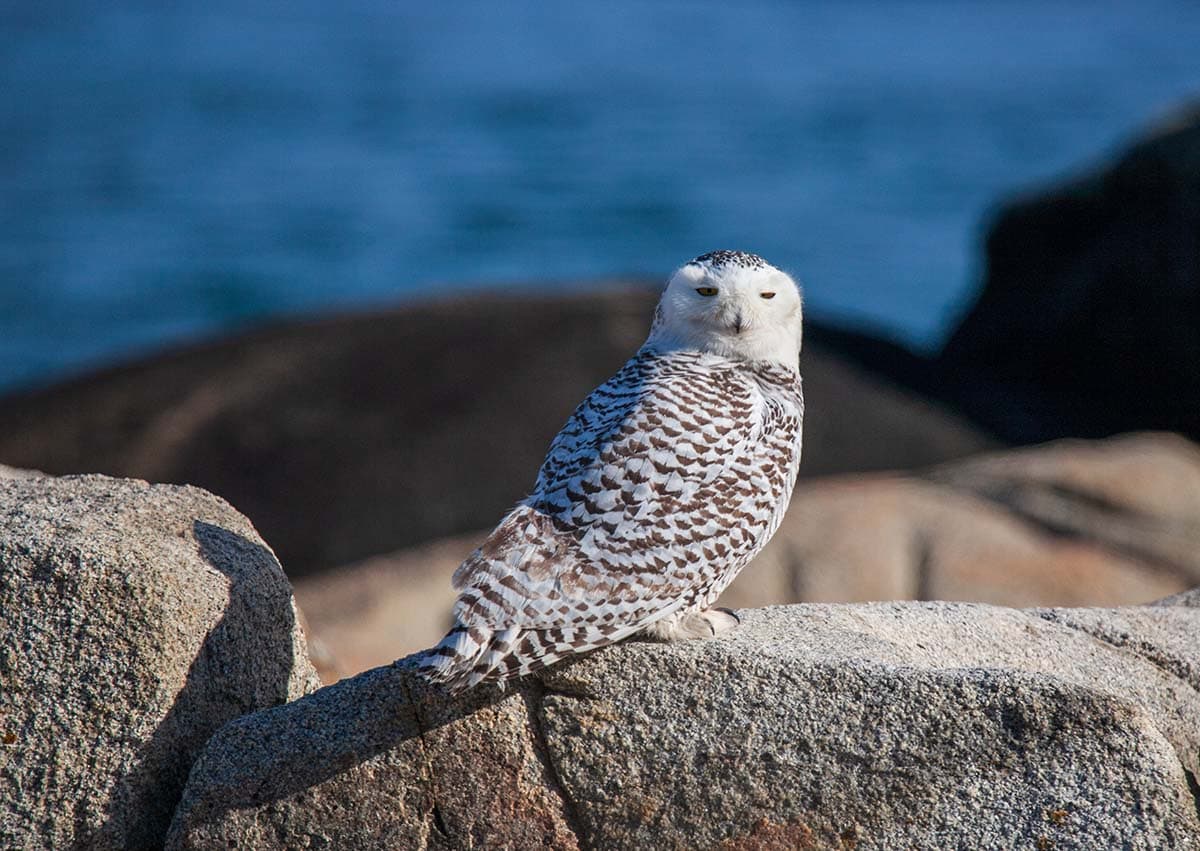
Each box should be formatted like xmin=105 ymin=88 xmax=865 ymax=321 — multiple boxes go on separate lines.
xmin=690 ymin=250 xmax=770 ymax=271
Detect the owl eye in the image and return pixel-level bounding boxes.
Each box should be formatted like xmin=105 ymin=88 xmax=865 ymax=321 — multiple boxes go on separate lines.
xmin=694 ymin=287 xmax=719 ymax=297
xmin=760 ymin=292 xmax=776 ymax=300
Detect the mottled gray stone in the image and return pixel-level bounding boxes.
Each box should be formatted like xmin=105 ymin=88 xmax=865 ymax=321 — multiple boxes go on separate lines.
xmin=0 ymin=475 xmax=321 ymax=850
xmin=165 ymin=666 xmax=578 ymax=851
xmin=168 ymin=600 xmax=1200 ymax=850
xmin=1157 ymin=587 xmax=1200 ymax=608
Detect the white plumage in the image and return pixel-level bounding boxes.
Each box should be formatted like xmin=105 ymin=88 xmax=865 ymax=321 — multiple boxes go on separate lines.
xmin=414 ymin=250 xmax=804 ymax=691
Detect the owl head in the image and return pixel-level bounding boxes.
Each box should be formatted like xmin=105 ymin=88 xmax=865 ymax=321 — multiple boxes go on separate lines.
xmin=648 ymin=250 xmax=803 ymax=366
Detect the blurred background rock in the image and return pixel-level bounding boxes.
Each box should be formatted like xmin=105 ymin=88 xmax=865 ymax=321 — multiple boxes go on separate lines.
xmin=2 ymin=3 xmax=1199 ymax=682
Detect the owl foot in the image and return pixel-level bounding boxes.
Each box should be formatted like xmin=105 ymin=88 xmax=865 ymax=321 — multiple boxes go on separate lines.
xmin=700 ymin=607 xmax=741 ymax=635
xmin=641 ymin=607 xmax=741 ymax=641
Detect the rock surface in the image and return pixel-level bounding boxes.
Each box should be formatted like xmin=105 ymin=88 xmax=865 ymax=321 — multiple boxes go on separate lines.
xmin=0 ymin=475 xmax=321 ymax=850
xmin=0 ymin=464 xmax=41 ymax=479
xmin=0 ymin=290 xmax=992 ymax=578
xmin=296 ymin=432 xmax=1200 ymax=680
xmin=168 ymin=598 xmax=1200 ymax=850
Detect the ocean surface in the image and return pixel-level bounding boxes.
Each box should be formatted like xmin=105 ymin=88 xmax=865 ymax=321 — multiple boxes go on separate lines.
xmin=2 ymin=2 xmax=1199 ymax=392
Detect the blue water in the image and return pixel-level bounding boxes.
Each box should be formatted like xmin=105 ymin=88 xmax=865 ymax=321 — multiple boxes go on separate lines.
xmin=3 ymin=2 xmax=1199 ymax=392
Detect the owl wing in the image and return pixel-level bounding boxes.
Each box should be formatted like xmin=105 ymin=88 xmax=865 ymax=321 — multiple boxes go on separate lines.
xmin=452 ymin=350 xmax=790 ymax=632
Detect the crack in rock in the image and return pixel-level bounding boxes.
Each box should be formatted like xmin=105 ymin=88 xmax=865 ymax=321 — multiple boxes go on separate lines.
xmin=399 ymin=674 xmax=446 ymax=851
xmin=524 ymin=681 xmax=591 ymax=851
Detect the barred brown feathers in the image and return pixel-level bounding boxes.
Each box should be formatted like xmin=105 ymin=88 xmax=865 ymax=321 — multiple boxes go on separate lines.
xmin=412 ymin=251 xmax=804 ymax=692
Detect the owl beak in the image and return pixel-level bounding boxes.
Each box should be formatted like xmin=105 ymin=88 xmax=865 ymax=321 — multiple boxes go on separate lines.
xmin=730 ymin=310 xmax=745 ymax=335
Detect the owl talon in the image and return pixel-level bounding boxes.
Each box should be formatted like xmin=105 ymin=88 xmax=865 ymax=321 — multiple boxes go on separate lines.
xmin=641 ymin=607 xmax=741 ymax=641
xmin=699 ymin=608 xmax=740 ymax=636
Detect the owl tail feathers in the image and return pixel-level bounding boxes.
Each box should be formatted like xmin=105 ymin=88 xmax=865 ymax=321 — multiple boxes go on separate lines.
xmin=409 ymin=623 xmax=522 ymax=695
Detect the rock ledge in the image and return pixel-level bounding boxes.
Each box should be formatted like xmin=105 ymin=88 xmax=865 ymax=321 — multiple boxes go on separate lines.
xmin=168 ymin=599 xmax=1200 ymax=850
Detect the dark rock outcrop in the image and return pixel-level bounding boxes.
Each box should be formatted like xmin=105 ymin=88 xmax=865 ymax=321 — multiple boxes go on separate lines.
xmin=0 ymin=475 xmax=321 ymax=850
xmin=0 ymin=290 xmax=991 ymax=578
xmin=810 ymin=104 xmax=1200 ymax=447
xmin=941 ymin=104 xmax=1200 ymax=443
xmin=167 ymin=599 xmax=1200 ymax=850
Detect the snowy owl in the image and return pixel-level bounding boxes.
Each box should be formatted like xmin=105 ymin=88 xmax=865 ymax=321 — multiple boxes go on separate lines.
xmin=414 ymin=250 xmax=804 ymax=692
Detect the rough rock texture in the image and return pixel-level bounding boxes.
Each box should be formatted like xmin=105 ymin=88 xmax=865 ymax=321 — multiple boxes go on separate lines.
xmin=0 ymin=475 xmax=321 ymax=850
xmin=168 ymin=598 xmax=1200 ymax=850
xmin=936 ymin=102 xmax=1200 ymax=443
xmin=296 ymin=432 xmax=1200 ymax=680
xmin=0 ymin=290 xmax=992 ymax=578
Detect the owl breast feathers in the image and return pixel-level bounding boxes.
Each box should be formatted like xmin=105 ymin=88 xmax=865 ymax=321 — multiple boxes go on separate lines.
xmin=413 ymin=347 xmax=803 ymax=692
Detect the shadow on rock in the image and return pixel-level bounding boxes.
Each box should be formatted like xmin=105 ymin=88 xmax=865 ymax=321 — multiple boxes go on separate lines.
xmin=192 ymin=661 xmax=508 ymax=810
xmin=164 ymin=657 xmax=573 ymax=851
xmin=90 ymin=522 xmax=304 ymax=850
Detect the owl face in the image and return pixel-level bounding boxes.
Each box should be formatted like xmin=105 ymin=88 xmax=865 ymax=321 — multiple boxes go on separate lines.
xmin=652 ymin=253 xmax=803 ymax=366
